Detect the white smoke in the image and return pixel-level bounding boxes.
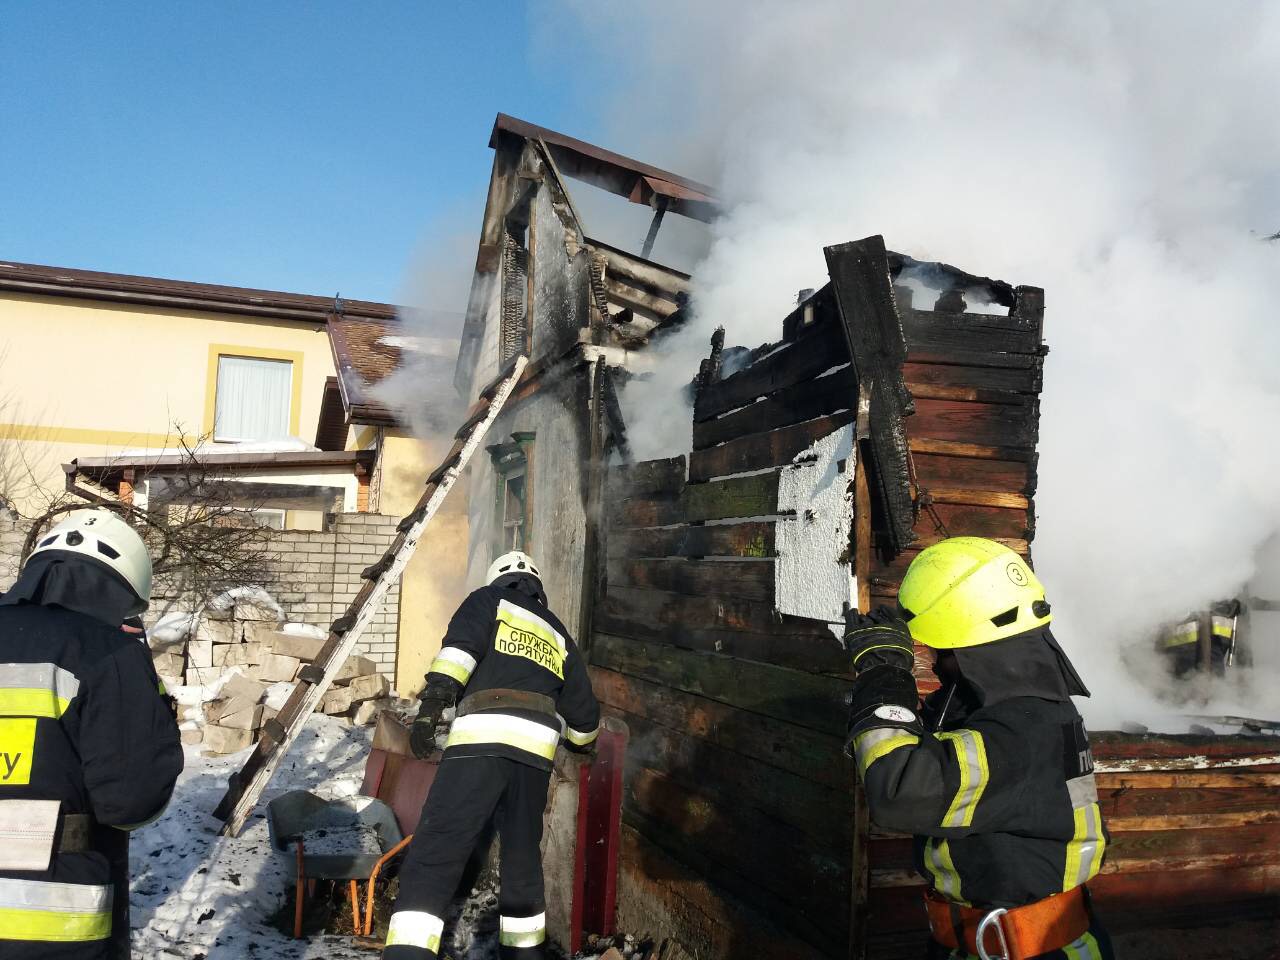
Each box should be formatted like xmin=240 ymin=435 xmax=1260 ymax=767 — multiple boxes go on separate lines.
xmin=556 ymin=0 xmax=1280 ymax=728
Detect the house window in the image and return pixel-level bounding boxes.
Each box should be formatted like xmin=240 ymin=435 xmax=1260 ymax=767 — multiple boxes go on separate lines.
xmin=500 ymin=220 xmax=531 ymax=364
xmin=214 ymin=355 xmax=293 ymax=442
xmin=489 ymin=433 xmax=535 ymax=556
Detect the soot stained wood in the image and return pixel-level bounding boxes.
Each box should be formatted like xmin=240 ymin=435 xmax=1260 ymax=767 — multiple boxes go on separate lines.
xmin=688 ymin=412 xmax=853 ymax=483
xmin=590 ymin=666 xmax=853 ymax=791
xmin=606 ymin=521 xmax=776 ymax=559
xmin=694 ymin=321 xmax=848 ymax=422
xmin=607 ymin=557 xmax=773 ymax=602
xmin=692 ymin=368 xmax=856 ymax=451
xmin=590 ymin=634 xmax=850 ymax=736
xmin=612 ymin=472 xmax=782 ymax=528
xmin=908 ymin=398 xmax=1039 ymax=448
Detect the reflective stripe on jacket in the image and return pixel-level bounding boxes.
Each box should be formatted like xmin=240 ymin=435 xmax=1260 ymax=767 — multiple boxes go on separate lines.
xmin=426 ymin=586 xmax=600 ymax=770
xmin=852 ymin=694 xmax=1107 ymax=908
xmin=0 ymin=603 xmax=183 ymax=957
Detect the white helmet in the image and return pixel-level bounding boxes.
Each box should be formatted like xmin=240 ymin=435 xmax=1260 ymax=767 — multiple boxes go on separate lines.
xmin=30 ymin=509 xmax=153 ymax=609
xmin=486 ymin=550 xmax=541 ymax=587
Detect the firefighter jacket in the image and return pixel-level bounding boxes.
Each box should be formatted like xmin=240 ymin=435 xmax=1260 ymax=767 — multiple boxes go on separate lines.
xmin=849 ymin=629 xmax=1107 ymax=910
xmin=424 ymin=585 xmax=600 ymax=771
xmin=0 ymin=602 xmax=183 ymax=958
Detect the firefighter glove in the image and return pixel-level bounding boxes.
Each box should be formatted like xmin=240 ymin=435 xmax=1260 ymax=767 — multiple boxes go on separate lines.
xmin=410 ymin=697 xmax=449 ymax=760
xmin=845 ymin=605 xmax=915 ymax=674
xmin=845 ymin=663 xmax=923 ymax=756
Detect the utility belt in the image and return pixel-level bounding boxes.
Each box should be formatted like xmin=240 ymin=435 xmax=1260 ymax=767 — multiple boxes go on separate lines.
xmin=0 ymin=799 xmax=94 ymax=871
xmin=457 ymin=688 xmax=556 ymax=719
xmin=924 ymin=886 xmax=1089 ymax=960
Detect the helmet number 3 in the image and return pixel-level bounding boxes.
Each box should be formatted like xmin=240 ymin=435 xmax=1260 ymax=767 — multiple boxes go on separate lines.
xmin=1005 ymin=561 xmax=1028 ymax=586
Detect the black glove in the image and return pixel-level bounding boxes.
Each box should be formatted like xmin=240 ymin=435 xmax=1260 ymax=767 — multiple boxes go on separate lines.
xmin=845 ymin=605 xmax=915 ymax=674
xmin=409 ymin=697 xmax=449 ymax=760
xmin=844 ymin=664 xmax=923 ymax=757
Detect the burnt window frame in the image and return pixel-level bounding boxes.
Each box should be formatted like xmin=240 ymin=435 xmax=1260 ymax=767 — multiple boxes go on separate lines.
xmin=488 ymin=432 xmax=536 ymax=557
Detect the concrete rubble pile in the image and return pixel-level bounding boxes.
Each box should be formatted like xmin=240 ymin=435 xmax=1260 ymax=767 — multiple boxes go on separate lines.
xmin=148 ymin=595 xmax=393 ymax=754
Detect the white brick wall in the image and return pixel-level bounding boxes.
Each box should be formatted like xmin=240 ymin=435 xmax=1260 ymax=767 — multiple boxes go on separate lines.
xmin=0 ymin=514 xmax=404 ymax=682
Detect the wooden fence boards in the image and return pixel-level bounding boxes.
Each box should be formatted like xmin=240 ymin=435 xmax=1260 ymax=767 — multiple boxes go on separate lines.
xmin=692 ymin=368 xmax=855 ymax=451
xmin=617 ymin=708 xmax=852 ymax=848
xmin=606 ymin=557 xmax=773 ymax=602
xmin=590 ymin=667 xmax=852 ymax=792
xmin=606 ymin=521 xmax=775 ymax=560
xmin=591 ymin=633 xmax=849 ymax=737
xmin=694 ymin=321 xmax=847 ymax=422
xmin=612 ymin=472 xmax=782 ymax=528
xmin=908 ymin=397 xmax=1038 ymax=448
xmin=688 ymin=412 xmax=853 ymax=483
xmin=595 ymin=587 xmax=849 ymax=675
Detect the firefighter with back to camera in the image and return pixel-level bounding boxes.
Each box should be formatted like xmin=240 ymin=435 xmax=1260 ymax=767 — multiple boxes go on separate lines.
xmin=382 ymin=551 xmax=600 ymax=960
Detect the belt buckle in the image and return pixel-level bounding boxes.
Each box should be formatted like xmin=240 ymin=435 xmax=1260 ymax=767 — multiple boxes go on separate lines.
xmin=975 ymin=907 xmax=1010 ymax=960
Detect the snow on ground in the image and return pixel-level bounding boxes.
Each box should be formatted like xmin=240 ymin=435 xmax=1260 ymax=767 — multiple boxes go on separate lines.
xmin=132 ymin=713 xmax=626 ymax=959
xmin=131 ymin=714 xmax=375 ymax=959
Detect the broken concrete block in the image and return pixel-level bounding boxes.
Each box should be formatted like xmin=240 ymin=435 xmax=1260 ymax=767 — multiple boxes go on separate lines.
xmin=151 ymin=653 xmax=185 ymax=678
xmin=220 ymin=672 xmax=266 ymax=703
xmin=332 ymin=656 xmax=378 ymax=685
xmin=264 ymin=631 xmax=325 ymax=662
xmin=202 ymin=724 xmax=254 ymax=755
xmin=218 ymin=704 xmax=264 ymax=731
xmin=212 ymin=641 xmax=262 ymax=668
xmin=234 ymin=599 xmax=280 ymax=621
xmin=186 ymin=640 xmax=213 ymax=668
xmin=241 ymin=620 xmax=284 ymax=645
xmin=196 ymin=619 xmax=235 ymax=645
xmin=352 ymin=699 xmax=389 ymax=726
xmin=149 ymin=634 xmax=187 ymax=655
xmin=185 ymin=664 xmax=220 ymax=687
xmin=322 ymin=686 xmax=354 ymax=715
xmin=206 ymin=695 xmax=259 ymax=723
xmin=180 ymin=728 xmax=204 ymax=746
xmin=262 ymin=705 xmax=279 ymax=723
xmin=252 ymin=654 xmax=301 ymax=683
xmin=345 ymin=673 xmax=390 ymax=705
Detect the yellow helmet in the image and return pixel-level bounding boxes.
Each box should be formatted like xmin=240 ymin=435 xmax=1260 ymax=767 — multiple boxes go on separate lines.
xmin=898 ymin=537 xmax=1051 ymax=649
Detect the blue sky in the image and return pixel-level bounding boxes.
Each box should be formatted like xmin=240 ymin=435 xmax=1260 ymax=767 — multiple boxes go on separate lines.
xmin=0 ymin=3 xmax=635 ymax=306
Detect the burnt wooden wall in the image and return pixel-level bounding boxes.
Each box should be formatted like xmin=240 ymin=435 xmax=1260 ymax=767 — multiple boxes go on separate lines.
xmin=591 ymin=280 xmax=1049 ymax=957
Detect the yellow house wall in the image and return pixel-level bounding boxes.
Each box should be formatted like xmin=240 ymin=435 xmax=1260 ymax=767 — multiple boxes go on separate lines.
xmin=0 ymin=292 xmax=335 ymax=511
xmin=378 ymin=428 xmax=469 ymax=696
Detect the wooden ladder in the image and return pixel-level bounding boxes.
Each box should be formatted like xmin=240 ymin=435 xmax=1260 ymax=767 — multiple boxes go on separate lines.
xmin=213 ymin=355 xmax=529 ymax=836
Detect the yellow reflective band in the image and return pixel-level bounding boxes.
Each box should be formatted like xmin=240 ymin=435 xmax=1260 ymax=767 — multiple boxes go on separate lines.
xmin=430 ymin=646 xmax=477 ymax=685
xmin=565 ymin=725 xmax=599 ymax=747
xmin=0 ymin=691 xmax=68 ymax=720
xmin=0 ymin=663 xmax=79 ymax=719
xmin=1211 ymin=616 xmax=1234 ymax=639
xmin=446 ymin=713 xmax=559 ymax=761
xmin=494 ymin=600 xmax=566 ymax=679
xmin=0 ymin=879 xmax=112 ymax=942
xmin=0 ymin=907 xmax=111 ymax=942
xmin=499 ymin=912 xmax=546 ymax=947
xmin=0 ymin=718 xmax=36 ymax=785
xmin=922 ymin=838 xmax=966 ymax=904
xmin=1063 ymin=802 xmax=1106 ymax=890
xmin=936 ymin=729 xmax=989 ymax=829
xmin=1062 ymin=931 xmax=1103 ymax=960
xmin=1160 ymin=621 xmax=1199 ymax=648
xmin=384 ymin=909 xmax=444 ymax=951
xmin=157 ymin=680 xmax=167 ymax=695
xmin=853 ymin=728 xmax=919 ymax=780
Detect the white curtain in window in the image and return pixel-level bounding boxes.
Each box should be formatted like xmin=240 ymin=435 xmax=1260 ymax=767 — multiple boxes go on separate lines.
xmin=215 ymin=356 xmax=292 ymax=441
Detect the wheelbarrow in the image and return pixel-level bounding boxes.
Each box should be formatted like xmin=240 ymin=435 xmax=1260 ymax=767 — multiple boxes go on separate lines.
xmin=266 ymin=789 xmax=406 ymax=938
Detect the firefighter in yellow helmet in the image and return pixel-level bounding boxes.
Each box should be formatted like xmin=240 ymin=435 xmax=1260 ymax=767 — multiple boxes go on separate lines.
xmin=844 ymin=537 xmax=1112 ymax=960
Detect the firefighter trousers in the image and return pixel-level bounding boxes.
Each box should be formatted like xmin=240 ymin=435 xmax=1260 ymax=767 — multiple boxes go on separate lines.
xmin=383 ymin=755 xmax=550 ymax=960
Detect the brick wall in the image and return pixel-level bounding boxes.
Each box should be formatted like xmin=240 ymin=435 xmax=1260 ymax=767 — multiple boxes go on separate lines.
xmin=0 ymin=512 xmax=403 ymax=679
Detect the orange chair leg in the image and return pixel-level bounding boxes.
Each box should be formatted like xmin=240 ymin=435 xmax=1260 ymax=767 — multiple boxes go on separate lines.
xmin=364 ymin=834 xmax=414 ymax=936
xmin=294 ymin=841 xmax=306 ymax=939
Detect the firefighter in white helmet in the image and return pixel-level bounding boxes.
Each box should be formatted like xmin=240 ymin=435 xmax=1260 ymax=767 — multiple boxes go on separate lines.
xmin=384 ymin=551 xmax=599 ymax=960
xmin=0 ymin=509 xmax=182 ymax=959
